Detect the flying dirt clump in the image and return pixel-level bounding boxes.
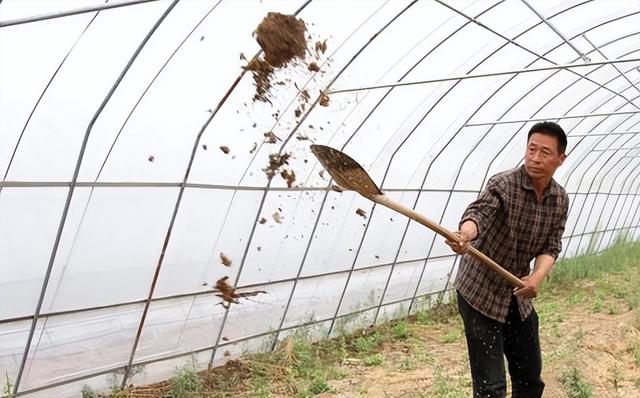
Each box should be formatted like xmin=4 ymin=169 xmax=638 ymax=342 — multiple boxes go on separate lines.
xmin=213 ymin=276 xmax=266 ymax=309
xmin=244 ymin=12 xmax=307 ymax=102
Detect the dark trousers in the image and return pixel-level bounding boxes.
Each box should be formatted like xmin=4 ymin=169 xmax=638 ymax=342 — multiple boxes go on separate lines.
xmin=457 ymin=291 xmax=544 ymax=398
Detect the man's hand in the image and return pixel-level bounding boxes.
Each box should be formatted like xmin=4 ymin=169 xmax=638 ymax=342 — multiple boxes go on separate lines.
xmin=513 ymin=275 xmax=542 ymax=298
xmin=445 ymin=220 xmax=477 ymax=255
xmin=445 ymin=230 xmax=473 ymax=255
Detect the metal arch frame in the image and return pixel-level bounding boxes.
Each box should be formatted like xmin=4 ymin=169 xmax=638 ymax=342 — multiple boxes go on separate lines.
xmin=119 ymin=0 xmax=319 ymax=386
xmin=326 ymin=58 xmax=640 ymax=95
xmin=0 ymin=0 xmax=161 ymax=28
xmin=0 ymin=13 xmax=101 ymax=188
xmin=5 ymin=0 xmax=640 ymax=394
xmin=520 ymin=0 xmax=590 ymax=61
xmin=44 ymin=0 xmax=225 ymax=327
xmin=572 ymin=137 xmax=640 ymax=252
xmin=599 ymin=159 xmax=640 ymax=249
xmin=588 ymin=157 xmax=640 ymax=251
xmin=402 ymin=15 xmax=640 ymax=308
xmin=434 ymin=0 xmax=640 ymax=108
xmin=326 ymin=0 xmax=511 ymax=335
xmin=470 ymin=50 xmax=640 ymax=258
xmin=206 ymin=0 xmax=422 ymax=369
xmin=13 ymin=218 xmax=640 ymax=396
xmin=11 ymin=1 xmax=181 ymax=394
xmin=582 ymin=32 xmax=640 ymax=95
xmin=390 ymin=9 xmax=640 ymax=315
xmin=557 ymin=106 xmax=640 ymax=252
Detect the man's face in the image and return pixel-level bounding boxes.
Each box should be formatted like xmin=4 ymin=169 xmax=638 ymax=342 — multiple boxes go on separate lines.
xmin=524 ymin=132 xmax=566 ymax=180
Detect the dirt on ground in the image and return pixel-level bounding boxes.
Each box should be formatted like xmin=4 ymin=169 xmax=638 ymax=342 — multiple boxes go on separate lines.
xmin=309 ymin=288 xmax=640 ymax=397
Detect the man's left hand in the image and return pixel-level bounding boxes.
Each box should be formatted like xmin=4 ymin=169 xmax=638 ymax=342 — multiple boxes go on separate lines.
xmin=513 ymin=275 xmax=541 ymax=298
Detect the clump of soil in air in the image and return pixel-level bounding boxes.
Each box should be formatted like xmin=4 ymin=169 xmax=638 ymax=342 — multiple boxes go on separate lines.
xmin=213 ymin=276 xmax=266 ymax=309
xmin=280 ymin=169 xmax=296 ymax=188
xmin=315 ymin=39 xmax=327 ymax=55
xmin=148 ymin=155 xmax=155 ymax=162
xmin=263 ymin=131 xmax=280 ymax=143
xmin=245 ymin=12 xmax=307 ymax=102
xmin=272 ymin=211 xmax=283 ymax=224
xmin=308 ymin=62 xmax=320 ymax=72
xmin=356 ymin=208 xmax=367 ymax=218
xmin=220 ymin=253 xmax=232 ymax=267
xmin=263 ymin=152 xmax=291 ymax=179
xmin=259 ymin=217 xmax=267 ymax=224
xmin=319 ymin=92 xmax=330 ymax=107
xmin=220 ymin=146 xmax=230 ymax=154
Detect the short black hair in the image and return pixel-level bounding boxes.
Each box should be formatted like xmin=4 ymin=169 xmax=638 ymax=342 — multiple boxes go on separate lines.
xmin=527 ymin=121 xmax=567 ymax=154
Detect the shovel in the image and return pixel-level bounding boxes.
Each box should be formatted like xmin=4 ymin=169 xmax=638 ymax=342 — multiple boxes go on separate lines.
xmin=310 ymin=144 xmax=525 ymax=288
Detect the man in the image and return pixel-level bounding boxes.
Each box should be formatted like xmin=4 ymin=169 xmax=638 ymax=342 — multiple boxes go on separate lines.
xmin=445 ymin=121 xmax=569 ymax=398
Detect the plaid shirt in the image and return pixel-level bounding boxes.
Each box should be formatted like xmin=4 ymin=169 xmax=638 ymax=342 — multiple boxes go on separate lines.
xmin=454 ymin=166 xmax=569 ymax=322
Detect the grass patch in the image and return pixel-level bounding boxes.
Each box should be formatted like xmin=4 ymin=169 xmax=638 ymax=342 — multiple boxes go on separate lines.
xmin=166 ymin=367 xmax=203 ymax=398
xmin=633 ymin=343 xmax=640 ymax=368
xmin=560 ymin=368 xmax=593 ymax=398
xmin=100 ymin=241 xmax=640 ymax=398
xmin=439 ymin=330 xmax=462 ymax=344
xmin=363 ymin=353 xmax=384 ymax=366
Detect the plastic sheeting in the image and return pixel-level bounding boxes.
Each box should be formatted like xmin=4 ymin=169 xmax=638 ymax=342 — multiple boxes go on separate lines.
xmin=2 ymin=0 xmax=640 ymax=395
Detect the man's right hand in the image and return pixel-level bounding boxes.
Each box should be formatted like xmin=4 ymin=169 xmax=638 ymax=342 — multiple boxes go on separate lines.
xmin=445 ymin=221 xmax=477 ymax=255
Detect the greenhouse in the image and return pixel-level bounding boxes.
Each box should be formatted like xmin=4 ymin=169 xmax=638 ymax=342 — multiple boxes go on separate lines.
xmin=1 ymin=0 xmax=640 ymax=396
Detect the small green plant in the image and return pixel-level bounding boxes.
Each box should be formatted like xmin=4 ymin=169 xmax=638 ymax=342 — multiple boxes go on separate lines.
xmin=392 ymin=319 xmax=409 ymax=339
xmin=363 ymin=353 xmax=384 ymax=366
xmin=398 ymin=355 xmax=418 ymax=370
xmin=632 ymin=343 xmax=640 ymax=368
xmin=430 ymin=368 xmax=466 ymax=398
xmin=561 ymin=368 xmax=593 ymax=398
xmin=302 ymin=376 xmax=334 ymax=397
xmin=439 ymin=330 xmax=461 ymax=344
xmin=353 ymin=333 xmax=379 ymax=353
xmin=166 ymin=367 xmax=204 ymax=398
xmin=3 ymin=373 xmax=15 ymax=398
xmin=609 ymin=364 xmax=624 ymax=390
xmin=81 ymin=384 xmax=98 ymax=398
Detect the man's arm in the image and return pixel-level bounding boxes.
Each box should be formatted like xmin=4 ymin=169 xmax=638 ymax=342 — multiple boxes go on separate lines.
xmin=514 ymin=254 xmax=554 ymax=298
xmin=445 ymin=177 xmax=502 ymax=255
xmin=515 ymin=193 xmax=569 ymax=298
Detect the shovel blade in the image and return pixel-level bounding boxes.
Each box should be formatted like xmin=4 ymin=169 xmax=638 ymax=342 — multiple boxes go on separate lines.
xmin=310 ymin=145 xmax=383 ymax=197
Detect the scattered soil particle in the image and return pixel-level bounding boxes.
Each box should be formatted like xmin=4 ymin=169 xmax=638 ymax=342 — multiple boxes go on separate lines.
xmin=264 ymin=131 xmax=280 ymax=143
xmin=220 ymin=253 xmax=232 ymax=267
xmin=280 ymin=169 xmax=296 ymax=188
xmin=202 ymin=144 xmax=208 ymax=150
xmin=308 ymin=62 xmax=320 ymax=72
xmin=263 ymin=153 xmax=291 ymax=179
xmin=315 ymin=39 xmax=327 ymax=55
xmin=294 ymin=109 xmax=302 ymax=117
xmin=356 ymin=208 xmax=367 ymax=218
xmin=220 ymin=146 xmax=230 ymax=154
xmin=243 ymin=58 xmax=274 ymax=102
xmin=259 ymin=217 xmax=267 ymax=224
xmin=273 ymin=212 xmax=283 ymax=223
xmin=213 ymin=276 xmax=266 ymax=309
xmin=148 ymin=155 xmax=155 ymax=162
xmin=319 ymin=92 xmax=330 ymax=107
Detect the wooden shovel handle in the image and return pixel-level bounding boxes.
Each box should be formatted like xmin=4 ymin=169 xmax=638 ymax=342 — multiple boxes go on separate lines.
xmin=371 ymin=194 xmax=525 ymax=288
